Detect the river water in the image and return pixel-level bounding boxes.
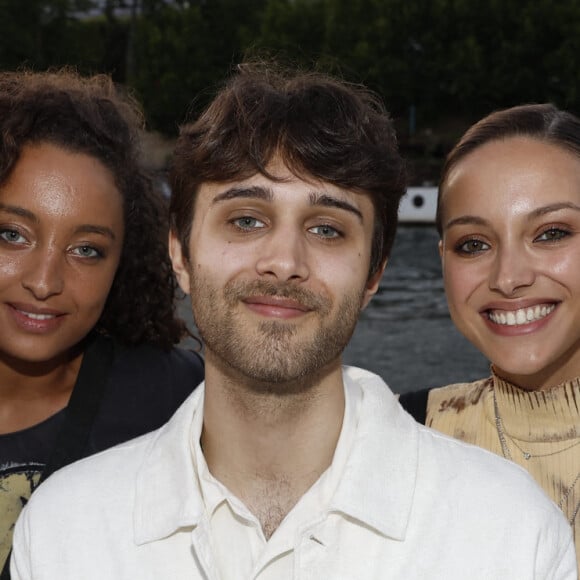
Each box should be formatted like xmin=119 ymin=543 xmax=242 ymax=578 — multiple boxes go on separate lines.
xmin=177 ymin=225 xmax=490 ymax=394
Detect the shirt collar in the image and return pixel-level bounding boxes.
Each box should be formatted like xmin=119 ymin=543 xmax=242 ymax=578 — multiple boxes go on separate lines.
xmin=328 ymin=366 xmax=419 ymax=541
xmin=133 ymin=385 xmax=207 ymax=545
xmin=192 ymin=369 xmax=363 ymax=530
xmin=133 ymin=367 xmax=419 ymax=545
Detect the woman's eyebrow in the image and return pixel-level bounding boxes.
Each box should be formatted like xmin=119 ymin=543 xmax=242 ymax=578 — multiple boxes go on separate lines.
xmin=443 ymin=215 xmax=488 ymax=230
xmin=0 ymin=202 xmax=38 ymax=223
xmin=529 ymin=201 xmax=580 ymax=218
xmin=0 ymin=203 xmax=117 ymax=240
xmin=444 ymin=202 xmax=580 ymax=231
xmin=74 ymin=224 xmax=118 ymax=240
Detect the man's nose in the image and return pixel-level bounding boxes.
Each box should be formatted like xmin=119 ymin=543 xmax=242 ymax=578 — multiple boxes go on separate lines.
xmin=255 ymin=226 xmax=310 ymax=282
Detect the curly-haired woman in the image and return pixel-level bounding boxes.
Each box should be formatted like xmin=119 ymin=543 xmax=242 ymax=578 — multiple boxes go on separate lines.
xmin=0 ymin=69 xmax=203 ymax=572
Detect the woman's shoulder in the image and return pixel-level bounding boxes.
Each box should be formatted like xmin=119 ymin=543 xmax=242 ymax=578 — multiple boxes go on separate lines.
xmin=79 ymin=337 xmax=204 ymax=452
xmin=106 ymin=340 xmax=204 ymax=400
xmin=113 ymin=341 xmax=204 ymax=377
xmin=428 ymin=377 xmax=492 ymax=412
xmin=399 ymin=377 xmax=491 ymax=424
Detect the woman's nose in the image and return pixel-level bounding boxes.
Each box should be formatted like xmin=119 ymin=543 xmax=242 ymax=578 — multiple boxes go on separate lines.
xmin=489 ymin=244 xmax=535 ymax=296
xmin=21 ymin=248 xmax=65 ymax=300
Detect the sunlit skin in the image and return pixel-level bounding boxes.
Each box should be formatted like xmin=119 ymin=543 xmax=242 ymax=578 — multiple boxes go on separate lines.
xmin=0 ymin=143 xmax=124 ymax=431
xmin=439 ymin=136 xmax=580 ymax=390
xmin=170 ymin=159 xmax=383 ymax=535
xmin=170 ymin=160 xmax=382 ymax=392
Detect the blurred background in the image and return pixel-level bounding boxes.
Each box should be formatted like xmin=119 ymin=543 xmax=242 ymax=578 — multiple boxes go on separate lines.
xmin=5 ymin=0 xmax=578 ymax=391
xmin=4 ymin=0 xmax=579 ymax=181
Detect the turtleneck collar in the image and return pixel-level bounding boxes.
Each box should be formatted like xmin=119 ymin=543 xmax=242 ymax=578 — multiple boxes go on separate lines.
xmin=490 ymin=370 xmax=580 ymax=442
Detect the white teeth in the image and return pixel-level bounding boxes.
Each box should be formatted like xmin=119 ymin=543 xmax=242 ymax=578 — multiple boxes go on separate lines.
xmin=488 ymin=304 xmax=555 ymax=326
xmin=22 ymin=312 xmax=56 ymax=320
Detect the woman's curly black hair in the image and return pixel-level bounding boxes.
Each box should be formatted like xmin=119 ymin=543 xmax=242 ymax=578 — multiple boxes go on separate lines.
xmin=0 ymin=68 xmax=188 ymax=349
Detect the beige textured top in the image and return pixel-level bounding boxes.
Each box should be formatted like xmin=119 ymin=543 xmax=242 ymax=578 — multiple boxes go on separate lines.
xmin=427 ymin=374 xmax=580 ymax=566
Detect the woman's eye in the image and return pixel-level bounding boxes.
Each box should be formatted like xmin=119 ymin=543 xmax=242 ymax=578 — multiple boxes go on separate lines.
xmin=309 ymin=224 xmax=341 ymax=239
xmin=0 ymin=228 xmax=27 ymax=244
xmin=71 ymin=245 xmax=102 ymax=259
xmin=232 ymin=216 xmax=265 ymax=231
xmin=455 ymin=239 xmax=490 ymax=254
xmin=534 ymin=228 xmax=569 ymax=242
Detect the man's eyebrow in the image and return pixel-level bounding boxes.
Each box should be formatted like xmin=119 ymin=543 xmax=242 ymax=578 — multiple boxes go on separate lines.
xmin=212 ymin=185 xmax=273 ymax=204
xmin=211 ymin=185 xmax=364 ymax=222
xmin=309 ymin=192 xmax=364 ymax=222
xmin=0 ymin=202 xmax=38 ymax=223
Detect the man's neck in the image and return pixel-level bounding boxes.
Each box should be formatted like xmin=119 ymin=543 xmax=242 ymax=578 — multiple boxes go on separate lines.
xmin=200 ymin=361 xmax=346 ymax=538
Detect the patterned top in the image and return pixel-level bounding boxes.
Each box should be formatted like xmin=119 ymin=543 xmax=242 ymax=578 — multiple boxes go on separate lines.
xmin=427 ymin=374 xmax=580 ymax=571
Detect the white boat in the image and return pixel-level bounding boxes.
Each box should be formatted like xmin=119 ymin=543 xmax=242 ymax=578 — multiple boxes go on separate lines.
xmin=398 ymin=186 xmax=438 ymax=224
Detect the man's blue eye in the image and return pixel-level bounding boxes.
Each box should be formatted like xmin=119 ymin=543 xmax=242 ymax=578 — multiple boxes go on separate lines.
xmin=310 ymin=225 xmax=340 ymax=238
xmin=233 ymin=217 xmax=265 ymax=230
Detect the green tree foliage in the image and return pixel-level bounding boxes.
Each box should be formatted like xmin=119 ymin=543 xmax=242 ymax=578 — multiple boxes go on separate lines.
xmin=0 ymin=0 xmax=579 ymax=145
xmin=131 ymin=0 xmax=268 ymax=132
xmin=131 ymin=2 xmax=208 ymax=132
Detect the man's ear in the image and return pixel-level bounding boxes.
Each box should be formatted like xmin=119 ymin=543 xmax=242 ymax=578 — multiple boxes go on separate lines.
xmin=168 ymin=230 xmax=191 ymax=295
xmin=361 ymin=259 xmax=387 ymax=309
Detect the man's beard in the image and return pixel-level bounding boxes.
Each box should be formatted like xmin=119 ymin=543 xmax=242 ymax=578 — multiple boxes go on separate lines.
xmin=189 ymin=275 xmax=364 ymax=392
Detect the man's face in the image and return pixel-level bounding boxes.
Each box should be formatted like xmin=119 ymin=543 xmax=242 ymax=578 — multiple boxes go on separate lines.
xmin=171 ymin=160 xmax=384 ymax=390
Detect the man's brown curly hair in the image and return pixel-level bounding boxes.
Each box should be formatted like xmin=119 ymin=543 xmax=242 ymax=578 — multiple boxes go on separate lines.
xmin=170 ymin=61 xmax=407 ymax=280
xmin=0 ymin=68 xmax=187 ymax=349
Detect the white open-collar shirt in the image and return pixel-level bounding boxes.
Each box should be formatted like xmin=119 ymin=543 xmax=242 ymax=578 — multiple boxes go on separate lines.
xmin=192 ymin=372 xmax=361 ymax=579
xmin=12 ymin=367 xmax=577 ymax=579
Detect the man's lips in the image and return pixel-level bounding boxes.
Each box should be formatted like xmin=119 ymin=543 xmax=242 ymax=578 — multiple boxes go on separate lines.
xmin=242 ymin=295 xmax=312 ymax=318
xmin=244 ymin=295 xmax=310 ymax=310
xmin=224 ymin=279 xmax=330 ymax=317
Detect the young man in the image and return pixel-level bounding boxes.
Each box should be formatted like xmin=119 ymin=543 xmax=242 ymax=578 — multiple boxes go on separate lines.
xmin=11 ymin=64 xmax=577 ymax=579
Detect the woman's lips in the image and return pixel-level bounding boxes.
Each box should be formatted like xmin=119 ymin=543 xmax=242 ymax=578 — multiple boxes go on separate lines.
xmin=481 ymin=301 xmax=558 ymax=335
xmin=486 ymin=303 xmax=556 ymax=326
xmin=6 ymin=303 xmax=66 ymax=333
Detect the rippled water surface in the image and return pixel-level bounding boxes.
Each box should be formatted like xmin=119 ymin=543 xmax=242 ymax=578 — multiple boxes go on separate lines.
xmin=178 ymin=225 xmax=490 ymax=394
xmin=342 ymin=226 xmax=489 ymax=393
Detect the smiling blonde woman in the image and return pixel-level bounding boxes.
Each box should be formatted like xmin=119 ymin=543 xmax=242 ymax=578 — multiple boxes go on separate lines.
xmin=401 ymin=103 xmax=580 ymax=570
